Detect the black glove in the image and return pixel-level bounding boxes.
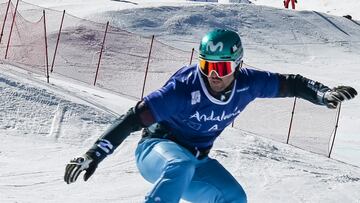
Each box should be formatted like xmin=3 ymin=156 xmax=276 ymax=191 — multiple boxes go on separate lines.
xmin=64 ymin=154 xmax=98 ymax=184
xmin=323 ymin=86 xmax=357 ymax=109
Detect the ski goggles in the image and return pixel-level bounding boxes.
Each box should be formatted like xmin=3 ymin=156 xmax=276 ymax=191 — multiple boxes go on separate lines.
xmin=199 ymin=59 xmax=239 ymax=78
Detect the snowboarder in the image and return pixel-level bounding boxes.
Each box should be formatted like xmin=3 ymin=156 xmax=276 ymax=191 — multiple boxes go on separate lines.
xmin=64 ymin=29 xmax=357 ymax=203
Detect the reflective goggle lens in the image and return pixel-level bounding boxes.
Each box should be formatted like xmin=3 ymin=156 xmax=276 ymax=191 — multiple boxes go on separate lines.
xmin=199 ymin=59 xmax=236 ymax=77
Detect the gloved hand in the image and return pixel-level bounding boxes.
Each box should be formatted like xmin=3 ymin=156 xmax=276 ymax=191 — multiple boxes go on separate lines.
xmin=64 ymin=154 xmax=98 ymax=184
xmin=323 ymin=86 xmax=357 ymax=109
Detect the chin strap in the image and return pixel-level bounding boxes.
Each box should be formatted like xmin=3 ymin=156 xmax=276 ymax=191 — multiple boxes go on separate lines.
xmin=200 ymin=71 xmax=235 ymax=101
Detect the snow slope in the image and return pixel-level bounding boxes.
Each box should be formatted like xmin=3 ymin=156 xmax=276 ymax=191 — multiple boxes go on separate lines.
xmin=1 ymin=65 xmax=360 ymax=202
xmin=1 ymin=0 xmax=360 ymax=202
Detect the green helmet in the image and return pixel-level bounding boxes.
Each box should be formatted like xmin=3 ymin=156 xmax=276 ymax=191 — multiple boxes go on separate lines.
xmin=199 ymin=29 xmax=243 ymax=63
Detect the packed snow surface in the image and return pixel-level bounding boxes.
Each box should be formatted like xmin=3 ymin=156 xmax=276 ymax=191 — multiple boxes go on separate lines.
xmin=0 ymin=0 xmax=359 ymax=202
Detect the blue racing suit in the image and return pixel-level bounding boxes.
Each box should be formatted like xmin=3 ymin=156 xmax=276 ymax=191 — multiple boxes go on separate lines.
xmin=135 ymin=64 xmax=279 ymax=203
xmin=85 ymin=64 xmax=331 ymax=203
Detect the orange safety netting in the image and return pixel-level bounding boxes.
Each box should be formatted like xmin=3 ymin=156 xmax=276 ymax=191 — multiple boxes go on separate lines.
xmin=0 ymin=0 xmax=340 ymax=158
xmin=0 ymin=0 xmax=46 ymax=75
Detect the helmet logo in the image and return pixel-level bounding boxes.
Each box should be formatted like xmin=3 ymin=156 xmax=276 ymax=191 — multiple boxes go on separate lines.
xmin=232 ymin=45 xmax=238 ymax=52
xmin=206 ymin=41 xmax=223 ymax=53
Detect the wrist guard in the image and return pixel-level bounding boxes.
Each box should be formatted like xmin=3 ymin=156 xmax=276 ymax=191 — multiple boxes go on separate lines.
xmin=278 ymin=74 xmax=330 ymax=105
xmin=86 ymin=106 xmax=143 ymax=163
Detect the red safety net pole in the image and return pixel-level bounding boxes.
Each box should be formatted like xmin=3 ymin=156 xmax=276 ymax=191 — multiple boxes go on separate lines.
xmin=328 ymin=103 xmax=342 ymax=158
xmin=5 ymin=0 xmax=19 ymax=59
xmin=93 ymin=21 xmax=109 ymax=86
xmin=43 ymin=10 xmax=49 ymax=83
xmin=51 ymin=10 xmax=65 ymax=73
xmin=189 ymin=47 xmax=194 ymax=65
xmin=286 ymin=97 xmax=297 ymax=144
xmin=140 ymin=35 xmax=154 ymax=99
xmin=0 ymin=0 xmax=11 ymax=44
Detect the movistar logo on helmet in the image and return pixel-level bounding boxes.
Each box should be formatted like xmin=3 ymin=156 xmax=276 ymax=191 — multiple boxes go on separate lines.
xmin=206 ymin=41 xmax=224 ymax=53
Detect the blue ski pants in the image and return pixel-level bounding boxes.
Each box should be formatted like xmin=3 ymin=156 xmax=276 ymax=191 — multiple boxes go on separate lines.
xmin=135 ymin=138 xmax=247 ymax=203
